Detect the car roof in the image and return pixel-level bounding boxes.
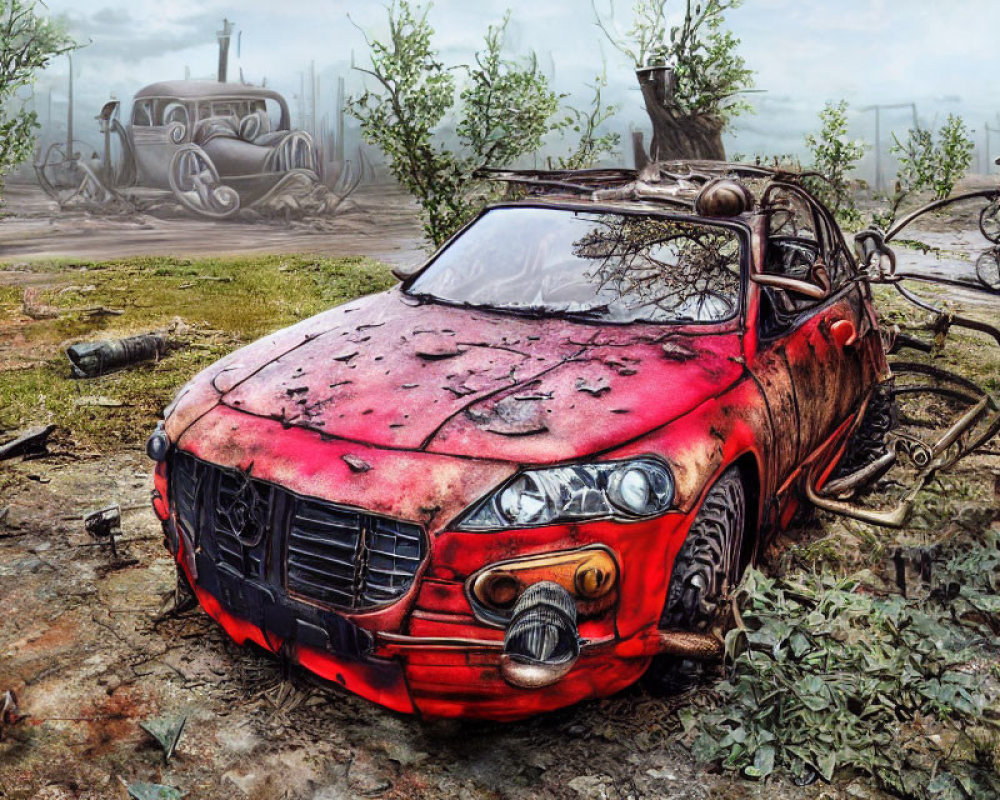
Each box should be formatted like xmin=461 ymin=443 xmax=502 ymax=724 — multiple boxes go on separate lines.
xmin=480 ymin=161 xmax=829 ymax=220
xmin=134 ymin=80 xmax=286 ymax=102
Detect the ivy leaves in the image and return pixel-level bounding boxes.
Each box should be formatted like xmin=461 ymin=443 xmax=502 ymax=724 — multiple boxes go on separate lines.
xmin=692 ymin=534 xmax=1000 ymax=797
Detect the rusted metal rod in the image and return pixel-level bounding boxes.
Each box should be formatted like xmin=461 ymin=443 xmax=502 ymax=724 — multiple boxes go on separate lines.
xmin=656 ymin=630 xmax=724 ymax=661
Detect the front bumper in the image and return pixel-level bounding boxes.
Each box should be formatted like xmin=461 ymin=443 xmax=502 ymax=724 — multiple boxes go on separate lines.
xmin=154 ymin=420 xmax=699 ymax=720
xmin=160 ymin=503 xmax=697 ymax=720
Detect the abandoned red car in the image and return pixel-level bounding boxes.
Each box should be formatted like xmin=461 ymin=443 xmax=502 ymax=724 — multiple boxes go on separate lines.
xmin=148 ymin=163 xmax=896 ymax=720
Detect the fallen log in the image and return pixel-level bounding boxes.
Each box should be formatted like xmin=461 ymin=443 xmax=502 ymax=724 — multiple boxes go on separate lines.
xmin=0 ymin=425 xmax=55 ymax=461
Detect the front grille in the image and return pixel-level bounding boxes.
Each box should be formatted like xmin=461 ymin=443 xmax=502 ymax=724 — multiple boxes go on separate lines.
xmin=286 ymin=499 xmax=426 ymax=611
xmin=169 ymin=450 xmax=425 ymax=611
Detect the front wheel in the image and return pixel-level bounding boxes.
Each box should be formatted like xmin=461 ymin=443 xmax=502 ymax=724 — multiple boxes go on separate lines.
xmin=645 ymin=466 xmax=746 ymax=693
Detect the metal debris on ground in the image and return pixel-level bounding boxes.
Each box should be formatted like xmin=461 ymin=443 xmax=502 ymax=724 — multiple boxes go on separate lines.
xmin=119 ymin=779 xmax=186 ymax=800
xmin=21 ymin=287 xmax=59 ymax=320
xmin=0 ymin=690 xmax=25 ymax=740
xmin=139 ymin=714 xmax=187 ymax=763
xmin=0 ymin=425 xmax=55 ymax=462
xmin=84 ymin=504 xmax=122 ymax=557
xmin=66 ymin=334 xmax=170 ymax=378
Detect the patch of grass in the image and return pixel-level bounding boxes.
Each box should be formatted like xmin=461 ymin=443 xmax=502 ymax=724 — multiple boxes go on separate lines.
xmin=0 ymin=255 xmax=397 ymax=451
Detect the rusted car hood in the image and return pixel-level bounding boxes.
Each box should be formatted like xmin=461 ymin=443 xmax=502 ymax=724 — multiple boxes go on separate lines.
xmin=207 ymin=289 xmax=744 ymax=463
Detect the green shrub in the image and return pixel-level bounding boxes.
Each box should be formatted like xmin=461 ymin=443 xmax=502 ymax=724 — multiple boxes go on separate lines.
xmin=692 ymin=531 xmax=1000 ymax=797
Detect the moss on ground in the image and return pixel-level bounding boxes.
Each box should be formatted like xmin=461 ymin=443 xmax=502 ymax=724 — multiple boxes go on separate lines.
xmin=0 ymin=255 xmax=396 ymax=451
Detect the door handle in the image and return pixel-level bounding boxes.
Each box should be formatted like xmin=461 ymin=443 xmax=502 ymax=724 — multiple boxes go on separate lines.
xmin=831 ymin=319 xmax=858 ymax=347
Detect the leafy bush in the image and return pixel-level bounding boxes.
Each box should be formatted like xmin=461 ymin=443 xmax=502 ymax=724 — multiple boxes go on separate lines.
xmin=0 ymin=1 xmax=74 ymax=197
xmin=873 ymin=115 xmax=976 ymax=229
xmin=895 ymin=114 xmax=977 ymax=201
xmin=804 ymin=100 xmax=867 ymax=228
xmin=692 ymin=528 xmax=1000 ymax=798
xmin=556 ymin=74 xmax=621 ymax=170
xmin=350 ymin=2 xmax=617 ymax=246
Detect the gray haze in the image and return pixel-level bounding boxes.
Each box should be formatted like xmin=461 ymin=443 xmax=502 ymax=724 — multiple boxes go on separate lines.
xmin=23 ymin=0 xmax=1000 ymax=181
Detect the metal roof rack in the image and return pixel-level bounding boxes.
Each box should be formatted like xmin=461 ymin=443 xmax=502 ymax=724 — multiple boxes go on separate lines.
xmin=477 ymin=161 xmax=825 ymax=207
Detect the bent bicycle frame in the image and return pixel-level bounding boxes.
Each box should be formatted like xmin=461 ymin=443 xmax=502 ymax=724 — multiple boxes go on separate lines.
xmin=808 ymin=189 xmax=1000 ymax=527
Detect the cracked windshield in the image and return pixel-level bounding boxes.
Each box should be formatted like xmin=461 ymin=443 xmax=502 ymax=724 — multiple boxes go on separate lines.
xmin=408 ymin=207 xmax=742 ymax=323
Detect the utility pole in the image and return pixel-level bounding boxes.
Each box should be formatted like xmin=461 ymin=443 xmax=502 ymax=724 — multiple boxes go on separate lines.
xmin=217 ymin=19 xmax=235 ymax=83
xmin=298 ymin=71 xmax=305 ymax=130
xmin=310 ymin=60 xmax=317 ymax=140
xmin=860 ymin=102 xmax=919 ymax=192
xmin=66 ymin=54 xmax=74 ymax=157
xmin=335 ymin=75 xmax=345 ymax=164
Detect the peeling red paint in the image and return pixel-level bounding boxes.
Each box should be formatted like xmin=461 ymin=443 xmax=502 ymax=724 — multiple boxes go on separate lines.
xmin=156 ymin=167 xmax=889 ymax=720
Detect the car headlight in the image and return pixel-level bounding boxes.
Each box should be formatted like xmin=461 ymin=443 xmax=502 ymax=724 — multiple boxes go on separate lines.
xmin=456 ymin=458 xmax=674 ymax=531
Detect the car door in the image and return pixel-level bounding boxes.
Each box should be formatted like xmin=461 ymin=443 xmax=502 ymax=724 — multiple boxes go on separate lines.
xmin=755 ymin=187 xmax=870 ymax=464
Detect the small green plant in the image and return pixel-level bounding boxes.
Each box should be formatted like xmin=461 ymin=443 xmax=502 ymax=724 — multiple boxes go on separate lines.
xmin=692 ymin=527 xmax=1000 ymax=798
xmin=932 ymin=114 xmax=975 ymax=199
xmin=803 ymin=100 xmax=867 ymax=228
xmin=873 ymin=115 xmax=975 ymax=229
xmin=555 ymin=73 xmax=621 ymax=170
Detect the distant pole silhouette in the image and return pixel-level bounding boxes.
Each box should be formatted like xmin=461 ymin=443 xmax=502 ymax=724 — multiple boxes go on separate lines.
xmin=861 ymin=103 xmax=918 ymax=192
xmin=217 ymin=19 xmax=235 ymax=83
xmin=66 ymin=55 xmax=73 ymax=157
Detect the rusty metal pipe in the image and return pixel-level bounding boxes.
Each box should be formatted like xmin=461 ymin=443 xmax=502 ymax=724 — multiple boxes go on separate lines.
xmin=819 ymin=450 xmax=897 ymax=498
xmin=655 ymin=630 xmax=725 ymax=661
xmin=67 ymin=334 xmax=169 ymax=378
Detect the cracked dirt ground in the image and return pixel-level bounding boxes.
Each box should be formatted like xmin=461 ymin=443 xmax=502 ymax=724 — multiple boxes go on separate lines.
xmin=1 ymin=450 xmax=816 ymax=800
xmin=1 ymin=182 xmax=997 ymax=799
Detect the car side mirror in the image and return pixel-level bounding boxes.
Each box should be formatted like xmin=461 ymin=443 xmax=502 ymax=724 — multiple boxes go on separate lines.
xmin=751 ymin=273 xmax=830 ymax=301
xmin=391 ymin=263 xmax=423 ymax=281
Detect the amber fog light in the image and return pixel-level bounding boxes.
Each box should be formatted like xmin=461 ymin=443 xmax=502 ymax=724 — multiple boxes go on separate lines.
xmin=470 ymin=547 xmax=619 ymax=618
xmin=575 ymin=561 xmax=614 ymax=599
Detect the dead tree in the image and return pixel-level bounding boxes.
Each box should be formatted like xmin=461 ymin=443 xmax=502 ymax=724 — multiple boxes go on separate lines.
xmin=637 ymin=64 xmax=725 ymax=161
xmin=594 ymin=0 xmax=753 ymax=163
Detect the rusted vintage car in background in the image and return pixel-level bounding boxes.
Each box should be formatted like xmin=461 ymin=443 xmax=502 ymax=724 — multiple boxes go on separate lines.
xmin=147 ymin=162 xmax=1000 ymax=720
xmin=36 ymin=80 xmax=357 ymax=218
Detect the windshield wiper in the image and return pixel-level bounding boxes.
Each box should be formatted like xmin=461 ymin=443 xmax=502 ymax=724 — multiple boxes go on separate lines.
xmin=405 ymin=293 xmax=612 ymax=321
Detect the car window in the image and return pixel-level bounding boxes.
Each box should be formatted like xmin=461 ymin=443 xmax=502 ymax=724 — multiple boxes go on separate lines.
xmin=160 ymin=101 xmax=189 ymax=128
xmin=759 ymin=188 xmax=832 ymax=322
xmin=767 ymin=188 xmax=817 ymax=242
xmin=815 ymin=207 xmax=855 ymax=290
xmin=408 ymin=208 xmax=743 ymax=324
xmin=132 ymin=101 xmax=153 ymax=127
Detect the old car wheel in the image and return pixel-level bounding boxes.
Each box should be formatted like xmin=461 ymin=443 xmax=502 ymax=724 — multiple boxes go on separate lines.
xmin=168 ymin=144 xmax=240 ymax=219
xmin=978 ymin=200 xmax=1000 ymax=244
xmin=645 ymin=466 xmax=745 ymax=693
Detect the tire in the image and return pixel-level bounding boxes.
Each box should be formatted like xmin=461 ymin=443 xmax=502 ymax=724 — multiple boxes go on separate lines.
xmin=644 ymin=466 xmax=746 ymax=693
xmin=831 ymin=381 xmax=896 ymax=481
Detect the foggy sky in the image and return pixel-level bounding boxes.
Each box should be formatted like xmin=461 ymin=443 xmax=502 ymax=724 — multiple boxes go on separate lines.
xmin=28 ymin=0 xmax=1000 ymax=177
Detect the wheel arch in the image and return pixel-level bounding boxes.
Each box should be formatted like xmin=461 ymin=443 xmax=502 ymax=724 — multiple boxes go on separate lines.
xmin=730 ymin=451 xmax=763 ymax=573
